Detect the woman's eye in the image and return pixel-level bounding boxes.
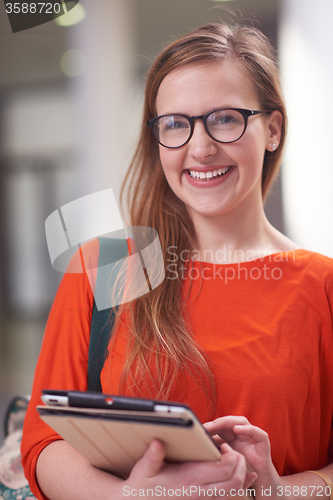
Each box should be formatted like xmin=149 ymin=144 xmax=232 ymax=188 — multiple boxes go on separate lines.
xmin=208 ymin=110 xmax=243 ymax=130
xmin=162 ymin=117 xmax=189 ymax=132
xmin=222 ymin=115 xmax=236 ymax=124
xmin=171 ymin=121 xmax=186 ymax=129
xmin=215 ymin=114 xmax=239 ymax=126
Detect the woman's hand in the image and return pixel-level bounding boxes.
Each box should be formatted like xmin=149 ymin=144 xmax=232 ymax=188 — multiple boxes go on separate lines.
xmin=204 ymin=416 xmax=275 ymax=473
xmin=123 ymin=439 xmax=257 ymax=499
xmin=204 ymin=417 xmax=333 ymax=500
xmin=204 ymin=416 xmax=282 ymax=498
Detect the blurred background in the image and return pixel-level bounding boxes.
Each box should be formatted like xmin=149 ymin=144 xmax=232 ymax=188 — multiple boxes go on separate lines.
xmin=0 ymin=0 xmax=333 ymax=440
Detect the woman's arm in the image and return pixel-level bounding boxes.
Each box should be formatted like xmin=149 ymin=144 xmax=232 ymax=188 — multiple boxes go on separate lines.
xmin=36 ymin=438 xmax=256 ymax=500
xmin=22 ymin=241 xmax=99 ymax=497
xmin=36 ymin=441 xmax=123 ymax=500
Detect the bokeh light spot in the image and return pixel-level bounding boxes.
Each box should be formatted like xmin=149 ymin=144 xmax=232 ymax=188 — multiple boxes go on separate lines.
xmin=60 ymin=50 xmax=88 ymax=77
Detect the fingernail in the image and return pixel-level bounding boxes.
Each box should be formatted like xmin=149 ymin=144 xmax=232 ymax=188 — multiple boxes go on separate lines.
xmin=150 ymin=440 xmax=159 ymax=454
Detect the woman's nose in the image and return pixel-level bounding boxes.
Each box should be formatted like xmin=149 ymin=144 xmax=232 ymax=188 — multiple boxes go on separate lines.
xmin=187 ymin=120 xmax=218 ymax=160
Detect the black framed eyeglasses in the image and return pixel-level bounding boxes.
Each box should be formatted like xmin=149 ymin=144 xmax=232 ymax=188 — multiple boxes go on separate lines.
xmin=147 ymin=108 xmax=270 ymax=149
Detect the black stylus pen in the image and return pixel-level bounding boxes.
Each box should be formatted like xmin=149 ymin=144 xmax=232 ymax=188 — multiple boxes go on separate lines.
xmin=67 ymin=391 xmax=156 ymax=411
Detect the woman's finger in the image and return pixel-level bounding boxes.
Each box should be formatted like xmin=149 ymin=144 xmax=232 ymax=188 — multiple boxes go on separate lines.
xmin=233 ymin=424 xmax=269 ymax=442
xmin=211 ymin=434 xmax=224 ymax=446
xmin=131 ymin=439 xmax=166 ymax=478
xmin=172 ymin=442 xmax=242 ymax=488
xmin=204 ymin=416 xmax=250 ymax=442
xmin=204 ymin=445 xmax=247 ymax=493
xmin=244 ymin=471 xmax=258 ymax=489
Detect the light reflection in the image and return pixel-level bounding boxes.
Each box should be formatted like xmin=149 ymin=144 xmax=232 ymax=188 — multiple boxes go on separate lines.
xmin=60 ymin=50 xmax=88 ymax=77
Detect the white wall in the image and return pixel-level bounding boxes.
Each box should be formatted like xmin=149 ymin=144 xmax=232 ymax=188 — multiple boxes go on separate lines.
xmin=68 ymin=0 xmax=138 ymax=205
xmin=280 ymin=0 xmax=333 ymax=257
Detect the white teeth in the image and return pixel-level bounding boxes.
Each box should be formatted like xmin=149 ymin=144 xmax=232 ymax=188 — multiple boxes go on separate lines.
xmin=189 ymin=167 xmax=231 ymax=180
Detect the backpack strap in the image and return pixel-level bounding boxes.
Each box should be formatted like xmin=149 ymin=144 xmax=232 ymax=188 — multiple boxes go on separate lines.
xmin=87 ymin=237 xmax=129 ymax=392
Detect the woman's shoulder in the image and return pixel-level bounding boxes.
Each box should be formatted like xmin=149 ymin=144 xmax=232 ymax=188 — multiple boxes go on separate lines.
xmin=286 ymin=249 xmax=333 ymax=301
xmin=292 ymin=248 xmax=333 ymax=269
xmin=268 ymin=227 xmax=333 ymax=273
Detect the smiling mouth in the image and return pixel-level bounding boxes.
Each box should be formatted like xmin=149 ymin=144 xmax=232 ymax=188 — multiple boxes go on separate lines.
xmin=188 ymin=166 xmax=232 ymax=181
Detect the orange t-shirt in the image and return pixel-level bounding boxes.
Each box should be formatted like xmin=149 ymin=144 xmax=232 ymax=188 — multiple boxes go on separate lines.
xmin=22 ymin=247 xmax=333 ymax=499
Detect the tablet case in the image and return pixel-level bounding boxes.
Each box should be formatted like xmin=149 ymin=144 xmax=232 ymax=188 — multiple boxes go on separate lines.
xmin=37 ymin=405 xmax=221 ymax=478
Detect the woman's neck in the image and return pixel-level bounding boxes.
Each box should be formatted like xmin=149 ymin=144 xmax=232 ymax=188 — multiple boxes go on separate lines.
xmin=189 ymin=202 xmax=299 ymax=264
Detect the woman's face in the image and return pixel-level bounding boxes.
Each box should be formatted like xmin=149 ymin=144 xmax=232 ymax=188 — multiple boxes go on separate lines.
xmin=155 ymin=60 xmax=281 ymax=223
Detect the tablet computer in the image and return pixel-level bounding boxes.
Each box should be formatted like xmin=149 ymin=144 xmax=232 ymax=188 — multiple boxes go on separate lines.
xmin=37 ymin=390 xmax=221 ymax=478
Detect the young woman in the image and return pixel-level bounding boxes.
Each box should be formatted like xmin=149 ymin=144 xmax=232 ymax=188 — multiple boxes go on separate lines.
xmin=22 ymin=22 xmax=333 ymax=500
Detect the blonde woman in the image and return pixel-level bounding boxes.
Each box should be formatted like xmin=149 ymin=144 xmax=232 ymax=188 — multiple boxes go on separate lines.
xmin=22 ymin=22 xmax=333 ymax=500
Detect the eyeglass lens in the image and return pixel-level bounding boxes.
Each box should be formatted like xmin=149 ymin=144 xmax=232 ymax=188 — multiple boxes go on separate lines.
xmin=155 ymin=109 xmax=246 ymax=148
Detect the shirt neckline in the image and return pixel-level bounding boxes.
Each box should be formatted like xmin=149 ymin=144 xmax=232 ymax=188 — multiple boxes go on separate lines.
xmin=189 ymin=248 xmax=306 ymax=267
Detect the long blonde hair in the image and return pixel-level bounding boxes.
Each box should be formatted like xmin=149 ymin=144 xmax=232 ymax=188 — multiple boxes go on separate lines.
xmin=117 ymin=22 xmax=287 ymax=405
